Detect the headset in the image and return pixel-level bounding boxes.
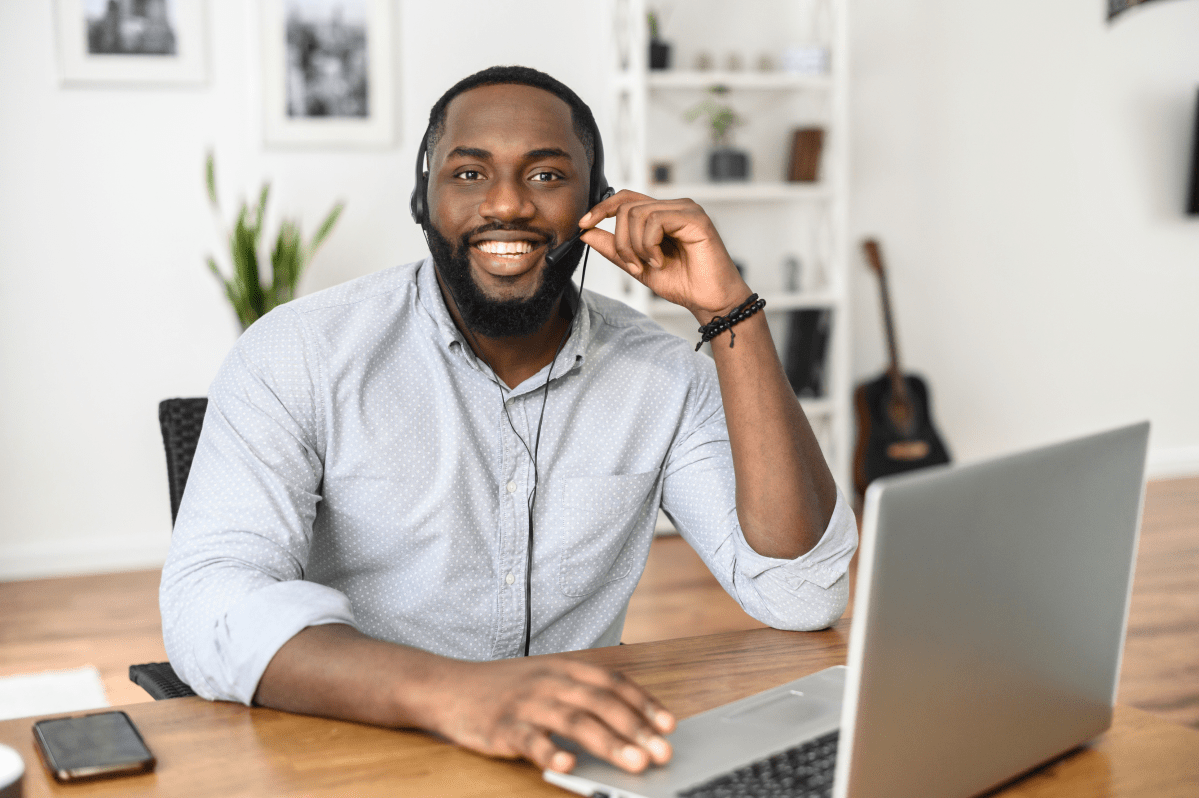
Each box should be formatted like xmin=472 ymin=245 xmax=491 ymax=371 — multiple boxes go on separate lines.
xmin=410 ymin=89 xmax=614 ymax=657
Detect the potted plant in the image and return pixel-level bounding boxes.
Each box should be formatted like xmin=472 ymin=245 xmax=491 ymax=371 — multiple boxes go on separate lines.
xmin=204 ymin=153 xmax=344 ymax=330
xmin=684 ymin=88 xmax=751 ymax=182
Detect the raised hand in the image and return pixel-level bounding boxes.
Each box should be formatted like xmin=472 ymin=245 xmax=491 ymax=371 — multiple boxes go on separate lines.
xmin=578 ymin=190 xmax=752 ymax=321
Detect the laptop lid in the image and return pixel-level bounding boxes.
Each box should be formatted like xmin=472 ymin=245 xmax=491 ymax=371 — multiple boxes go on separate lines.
xmin=834 ymin=422 xmax=1150 ymax=798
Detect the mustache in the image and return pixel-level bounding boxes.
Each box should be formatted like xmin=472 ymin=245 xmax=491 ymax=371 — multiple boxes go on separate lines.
xmin=458 ymin=222 xmax=559 ymax=246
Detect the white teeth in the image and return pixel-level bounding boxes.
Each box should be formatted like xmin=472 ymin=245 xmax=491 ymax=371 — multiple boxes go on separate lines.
xmin=476 ymin=240 xmax=534 ymax=256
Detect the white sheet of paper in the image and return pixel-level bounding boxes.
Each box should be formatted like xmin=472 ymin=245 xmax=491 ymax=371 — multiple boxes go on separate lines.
xmin=0 ymin=665 xmax=109 ymax=721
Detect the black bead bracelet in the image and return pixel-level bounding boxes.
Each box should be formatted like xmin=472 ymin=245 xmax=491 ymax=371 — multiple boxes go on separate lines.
xmin=695 ymin=293 xmax=767 ymax=351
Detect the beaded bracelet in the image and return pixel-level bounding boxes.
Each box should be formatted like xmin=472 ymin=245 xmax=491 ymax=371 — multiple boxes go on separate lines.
xmin=695 ymin=293 xmax=767 ymax=351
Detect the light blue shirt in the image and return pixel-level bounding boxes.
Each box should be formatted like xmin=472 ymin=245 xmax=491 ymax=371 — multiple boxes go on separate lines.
xmin=160 ymin=258 xmax=857 ymax=704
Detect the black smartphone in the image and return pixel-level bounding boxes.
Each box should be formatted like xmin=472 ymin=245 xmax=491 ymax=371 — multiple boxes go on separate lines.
xmin=32 ymin=710 xmax=155 ymax=783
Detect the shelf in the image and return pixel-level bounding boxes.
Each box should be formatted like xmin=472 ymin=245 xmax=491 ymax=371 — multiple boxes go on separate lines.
xmin=648 ymin=291 xmax=838 ymax=316
xmin=609 ymin=0 xmax=851 ymax=488
xmin=650 ymin=182 xmax=830 ymax=202
xmin=646 ymin=70 xmax=831 ymax=91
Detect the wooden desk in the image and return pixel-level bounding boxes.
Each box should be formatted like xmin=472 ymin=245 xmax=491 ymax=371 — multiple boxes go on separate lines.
xmin=2 ymin=625 xmax=1196 ymax=797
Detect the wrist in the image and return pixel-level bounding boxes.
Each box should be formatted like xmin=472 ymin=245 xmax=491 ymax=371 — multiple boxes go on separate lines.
xmin=385 ymin=647 xmax=461 ymax=731
xmin=687 ymin=277 xmax=753 ymax=324
xmin=693 ymin=293 xmax=766 ymax=352
xmin=689 ymin=297 xmax=747 ymax=324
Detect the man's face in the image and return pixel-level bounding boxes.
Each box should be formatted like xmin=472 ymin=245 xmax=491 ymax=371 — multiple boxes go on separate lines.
xmin=425 ymin=83 xmax=591 ymax=338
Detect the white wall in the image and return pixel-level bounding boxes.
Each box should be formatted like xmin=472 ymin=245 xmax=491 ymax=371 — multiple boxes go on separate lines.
xmin=1 ymin=0 xmax=1196 ymax=579
xmin=0 ymin=0 xmax=611 ymax=579
xmin=849 ymin=0 xmax=1199 ymax=476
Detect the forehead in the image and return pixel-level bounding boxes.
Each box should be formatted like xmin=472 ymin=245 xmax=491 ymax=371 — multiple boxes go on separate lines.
xmin=438 ymin=83 xmax=583 ymax=159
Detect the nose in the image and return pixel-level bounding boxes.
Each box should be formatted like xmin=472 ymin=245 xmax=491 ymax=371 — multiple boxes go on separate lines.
xmin=477 ymin=170 xmax=535 ymax=223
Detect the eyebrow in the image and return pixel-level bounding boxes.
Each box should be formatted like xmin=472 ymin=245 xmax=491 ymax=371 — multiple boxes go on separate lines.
xmin=445 ymin=146 xmax=574 ymax=162
xmin=525 ymin=147 xmax=573 ymax=161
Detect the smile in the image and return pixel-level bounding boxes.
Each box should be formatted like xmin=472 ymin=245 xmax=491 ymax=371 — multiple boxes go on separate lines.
xmin=474 ymin=240 xmax=539 ymax=258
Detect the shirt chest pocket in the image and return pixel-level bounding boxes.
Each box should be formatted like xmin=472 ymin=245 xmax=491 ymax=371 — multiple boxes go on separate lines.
xmin=557 ymin=470 xmax=660 ymax=597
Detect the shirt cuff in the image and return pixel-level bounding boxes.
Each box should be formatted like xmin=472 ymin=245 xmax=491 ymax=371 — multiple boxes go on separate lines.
xmin=203 ymin=580 xmax=357 ymax=705
xmin=732 ymin=486 xmax=858 ymax=589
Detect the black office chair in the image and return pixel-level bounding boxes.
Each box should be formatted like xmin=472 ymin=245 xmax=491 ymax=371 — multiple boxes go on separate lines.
xmin=158 ymin=397 xmax=209 ymax=526
xmin=128 ymin=398 xmax=208 ymax=700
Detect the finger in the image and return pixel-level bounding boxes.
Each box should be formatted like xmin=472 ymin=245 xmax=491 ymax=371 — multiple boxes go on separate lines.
xmin=532 ymin=698 xmax=654 ymax=773
xmin=617 ymin=198 xmax=676 ymax=271
xmin=623 ymin=199 xmax=698 ymax=269
xmin=612 ymin=199 xmax=650 ymax=275
xmin=580 ymin=227 xmax=642 ymax=278
xmin=626 ymin=202 xmax=655 ymax=267
xmin=578 ymin=188 xmax=653 ymax=229
xmin=568 ymin=684 xmax=673 ymax=766
xmin=639 ymin=209 xmax=669 ymax=269
xmin=558 ymin=681 xmax=659 ymax=746
xmin=511 ymin=723 xmax=576 ymax=773
xmin=565 ymin=663 xmax=676 ymax=736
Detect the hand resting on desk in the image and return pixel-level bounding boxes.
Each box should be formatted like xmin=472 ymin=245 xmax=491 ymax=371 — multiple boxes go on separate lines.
xmin=254 ymin=623 xmax=676 ymax=774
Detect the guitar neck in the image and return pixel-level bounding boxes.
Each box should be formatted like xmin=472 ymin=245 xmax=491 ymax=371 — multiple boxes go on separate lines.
xmin=862 ymin=240 xmax=910 ymax=402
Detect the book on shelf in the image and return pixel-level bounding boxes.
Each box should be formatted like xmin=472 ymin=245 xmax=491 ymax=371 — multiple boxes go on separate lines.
xmin=784 ymin=308 xmax=832 ymax=398
xmin=787 ymin=128 xmax=825 ymax=183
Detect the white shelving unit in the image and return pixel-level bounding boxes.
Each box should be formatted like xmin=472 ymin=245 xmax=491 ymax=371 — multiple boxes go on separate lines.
xmin=596 ymin=0 xmax=852 ymax=492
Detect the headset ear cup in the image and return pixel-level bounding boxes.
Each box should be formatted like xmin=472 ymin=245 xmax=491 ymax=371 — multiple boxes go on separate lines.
xmin=412 ymin=125 xmax=431 ymax=226
xmin=588 ymin=108 xmax=610 ymax=208
xmin=410 ymin=172 xmax=427 ymax=226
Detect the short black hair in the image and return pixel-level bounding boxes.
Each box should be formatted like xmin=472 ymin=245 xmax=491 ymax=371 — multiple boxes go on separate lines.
xmin=424 ymin=65 xmax=596 ymax=170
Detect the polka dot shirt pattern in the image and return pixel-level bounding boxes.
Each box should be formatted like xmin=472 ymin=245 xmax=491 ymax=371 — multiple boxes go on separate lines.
xmin=159 ymin=259 xmax=858 ymax=704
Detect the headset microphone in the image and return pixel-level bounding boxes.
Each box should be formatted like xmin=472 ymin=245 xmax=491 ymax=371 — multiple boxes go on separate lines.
xmin=544 ymin=186 xmax=616 ymax=268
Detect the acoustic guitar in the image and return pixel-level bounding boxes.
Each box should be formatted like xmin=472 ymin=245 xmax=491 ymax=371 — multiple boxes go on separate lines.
xmin=853 ymin=239 xmax=951 ymax=500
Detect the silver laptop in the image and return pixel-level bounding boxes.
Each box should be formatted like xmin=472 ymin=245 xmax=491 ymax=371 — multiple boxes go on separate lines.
xmin=545 ymin=421 xmax=1149 ymax=798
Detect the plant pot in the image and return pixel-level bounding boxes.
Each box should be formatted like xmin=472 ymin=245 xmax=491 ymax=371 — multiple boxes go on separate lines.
xmin=649 ymin=39 xmax=671 ymax=70
xmin=708 ymin=147 xmax=750 ymax=182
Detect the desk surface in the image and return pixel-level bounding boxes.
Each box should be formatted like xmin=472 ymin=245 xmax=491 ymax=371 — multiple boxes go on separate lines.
xmin=2 ymin=625 xmax=1197 ymax=798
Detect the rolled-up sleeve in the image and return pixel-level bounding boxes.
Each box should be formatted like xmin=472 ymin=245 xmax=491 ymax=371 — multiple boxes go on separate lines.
xmin=660 ymin=358 xmax=858 ymax=631
xmin=160 ymin=307 xmax=357 ymax=704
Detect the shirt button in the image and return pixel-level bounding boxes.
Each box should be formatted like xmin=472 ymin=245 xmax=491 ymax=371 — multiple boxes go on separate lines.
xmin=505 ymin=573 xmax=515 ymax=585
xmin=506 ymin=480 xmax=517 ymax=494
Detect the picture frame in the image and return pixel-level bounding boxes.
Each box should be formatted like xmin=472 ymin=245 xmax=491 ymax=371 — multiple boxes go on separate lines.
xmin=53 ymin=0 xmax=208 ymax=86
xmin=261 ymin=0 xmax=396 ymax=148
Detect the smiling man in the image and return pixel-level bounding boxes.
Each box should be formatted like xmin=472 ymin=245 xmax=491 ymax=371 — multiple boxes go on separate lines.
xmin=161 ymin=66 xmax=857 ymax=777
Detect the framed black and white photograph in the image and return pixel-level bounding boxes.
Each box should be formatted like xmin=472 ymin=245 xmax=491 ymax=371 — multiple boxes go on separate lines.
xmin=53 ymin=0 xmax=207 ymax=85
xmin=262 ymin=0 xmax=395 ymax=147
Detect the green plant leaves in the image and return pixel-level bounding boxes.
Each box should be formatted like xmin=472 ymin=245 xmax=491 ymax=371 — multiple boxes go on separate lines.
xmin=204 ymin=154 xmax=343 ymax=331
xmin=683 ymin=90 xmax=743 ymax=147
xmin=309 ymin=201 xmax=345 ymax=257
xmin=270 ymin=220 xmax=301 ymax=307
xmin=205 ymin=151 xmax=218 ymax=208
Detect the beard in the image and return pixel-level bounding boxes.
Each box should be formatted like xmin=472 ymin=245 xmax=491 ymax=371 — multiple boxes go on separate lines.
xmin=425 ymin=220 xmax=584 ymax=338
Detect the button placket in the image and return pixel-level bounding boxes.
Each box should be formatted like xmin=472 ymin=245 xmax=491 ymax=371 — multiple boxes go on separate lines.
xmin=494 ymin=390 xmax=531 ymax=658
xmin=509 ymin=392 xmax=538 ymax=659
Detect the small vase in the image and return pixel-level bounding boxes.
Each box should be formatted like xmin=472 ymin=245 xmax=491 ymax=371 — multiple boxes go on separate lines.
xmin=649 ymin=39 xmax=671 ymax=70
xmin=708 ymin=148 xmax=750 ymax=182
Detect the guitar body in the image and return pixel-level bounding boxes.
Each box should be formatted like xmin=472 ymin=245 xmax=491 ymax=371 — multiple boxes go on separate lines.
xmin=853 ymin=373 xmax=951 ymax=499
xmin=854 ymin=238 xmax=952 ymax=501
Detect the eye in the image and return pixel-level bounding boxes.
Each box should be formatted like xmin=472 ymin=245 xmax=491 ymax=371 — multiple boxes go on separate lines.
xmin=454 ymin=169 xmax=483 ymax=181
xmin=530 ymin=171 xmax=561 ymax=183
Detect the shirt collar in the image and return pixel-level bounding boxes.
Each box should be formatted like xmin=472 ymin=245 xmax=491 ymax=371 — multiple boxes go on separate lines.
xmin=415 ymin=256 xmax=468 ymax=350
xmin=414 ymin=257 xmax=592 ymax=392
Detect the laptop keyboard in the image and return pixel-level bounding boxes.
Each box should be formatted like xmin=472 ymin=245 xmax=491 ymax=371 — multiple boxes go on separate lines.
xmin=676 ymin=730 xmax=840 ymax=798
